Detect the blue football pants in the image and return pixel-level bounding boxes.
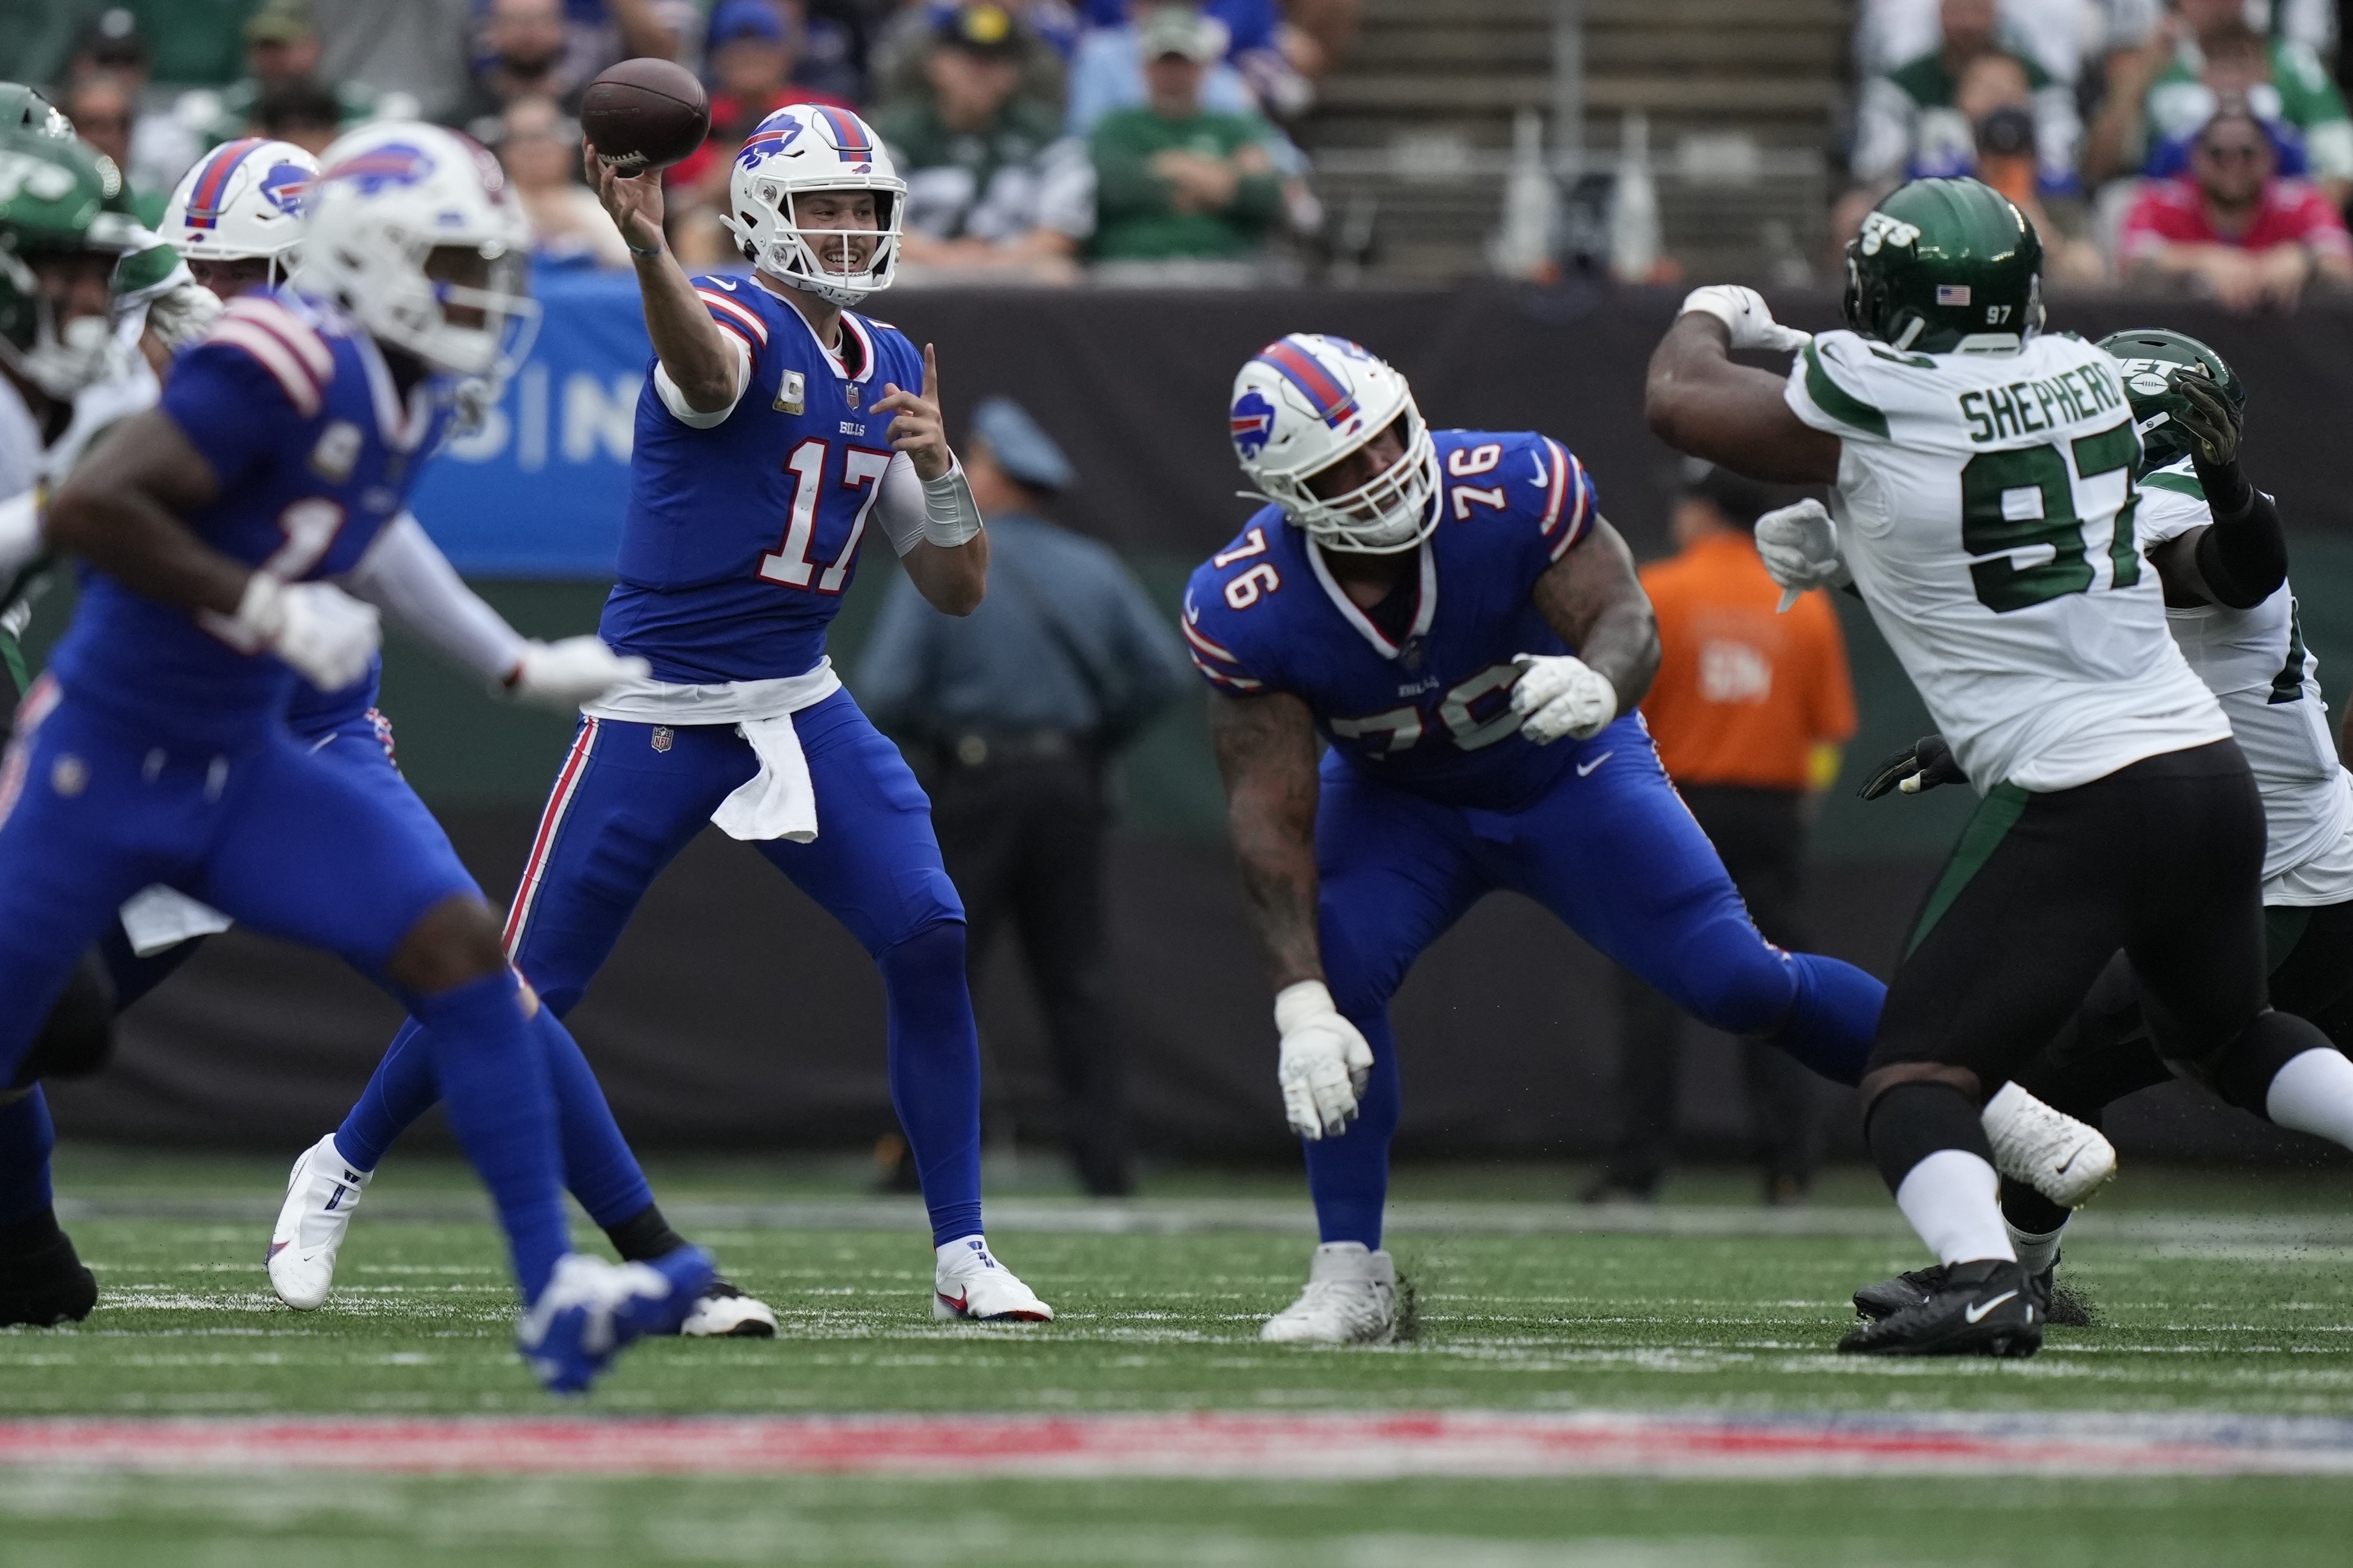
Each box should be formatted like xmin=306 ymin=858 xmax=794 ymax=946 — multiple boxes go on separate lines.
xmin=1305 ymin=717 xmax=1884 ymax=1247
xmin=335 ymin=687 xmax=987 ymax=1247
xmin=0 ymin=690 xmax=570 ymax=1299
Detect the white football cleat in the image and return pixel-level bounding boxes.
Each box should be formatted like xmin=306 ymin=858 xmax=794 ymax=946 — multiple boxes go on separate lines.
xmin=1261 ymin=1241 xmax=1397 ymax=1344
xmin=933 ymin=1237 xmax=1053 ymax=1322
xmin=680 ymin=1282 xmax=778 ymax=1338
xmin=266 ymin=1133 xmax=373 ymax=1310
xmin=1982 ymin=1081 xmax=2118 ymax=1208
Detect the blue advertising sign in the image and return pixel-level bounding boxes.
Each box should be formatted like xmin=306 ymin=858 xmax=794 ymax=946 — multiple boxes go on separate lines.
xmin=406 ymin=269 xmax=656 ymax=578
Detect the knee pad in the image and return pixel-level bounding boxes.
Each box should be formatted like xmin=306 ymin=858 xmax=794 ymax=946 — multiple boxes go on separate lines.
xmin=2211 ymin=1008 xmax=2340 ymax=1115
xmin=10 ymin=949 xmax=115 ymax=1090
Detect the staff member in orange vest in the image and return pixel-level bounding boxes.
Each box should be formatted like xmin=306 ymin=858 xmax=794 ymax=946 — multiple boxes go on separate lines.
xmin=1586 ymin=462 xmax=1859 ymax=1206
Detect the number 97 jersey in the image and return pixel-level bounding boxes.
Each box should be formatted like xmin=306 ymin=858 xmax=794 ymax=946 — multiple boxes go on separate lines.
xmin=1183 ymin=427 xmax=1602 ymax=812
xmin=1785 ymin=328 xmax=2228 ymax=795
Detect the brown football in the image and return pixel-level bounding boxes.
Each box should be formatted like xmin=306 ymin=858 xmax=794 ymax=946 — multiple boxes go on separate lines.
xmin=580 ymin=57 xmax=710 ymax=173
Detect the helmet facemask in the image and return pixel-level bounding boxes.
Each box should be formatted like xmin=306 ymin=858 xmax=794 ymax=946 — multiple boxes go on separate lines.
xmin=1252 ymin=407 xmax=1441 ymax=555
xmin=0 ymin=246 xmax=128 ymax=399
xmin=727 ymin=182 xmax=902 ymax=308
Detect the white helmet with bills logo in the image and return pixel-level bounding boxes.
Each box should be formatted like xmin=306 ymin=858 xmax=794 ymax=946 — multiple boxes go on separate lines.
xmin=291 ymin=121 xmax=539 ymax=381
xmin=1230 ymin=334 xmax=1438 ymax=553
xmin=162 ymin=137 xmax=316 ymax=280
xmin=724 ymin=103 xmax=905 ymax=307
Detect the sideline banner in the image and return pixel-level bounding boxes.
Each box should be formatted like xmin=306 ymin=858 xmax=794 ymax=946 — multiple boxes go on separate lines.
xmin=408 ymin=269 xmax=653 ymax=576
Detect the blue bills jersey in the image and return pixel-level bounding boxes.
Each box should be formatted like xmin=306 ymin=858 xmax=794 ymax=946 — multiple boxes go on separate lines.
xmin=1183 ymin=427 xmax=1599 ymax=811
xmin=600 ymin=277 xmax=925 ymax=684
xmin=50 ymin=291 xmax=448 ymax=746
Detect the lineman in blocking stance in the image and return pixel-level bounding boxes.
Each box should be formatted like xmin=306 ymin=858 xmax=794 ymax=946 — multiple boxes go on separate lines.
xmin=1190 ymin=333 xmax=1893 ymax=1344
xmin=1852 ymin=329 xmax=2353 ymax=1324
xmin=1647 ymin=175 xmax=2337 ymax=1357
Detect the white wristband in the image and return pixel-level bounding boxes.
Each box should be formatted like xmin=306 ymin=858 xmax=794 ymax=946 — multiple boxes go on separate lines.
xmin=1274 ymin=979 xmax=1337 ymax=1034
xmin=235 ymin=571 xmax=287 ymax=640
xmin=920 ymin=459 xmax=984 ymax=549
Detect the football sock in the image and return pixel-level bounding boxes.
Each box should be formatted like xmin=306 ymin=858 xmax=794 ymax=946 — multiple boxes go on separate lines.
xmin=877 ymin=922 xmax=984 ymax=1248
xmin=604 ymin=1202 xmax=689 ymax=1264
xmin=533 ymin=1008 xmax=655 ymax=1230
xmin=1999 ymin=1178 xmax=2073 ymax=1239
xmin=0 ymin=1088 xmax=56 ymax=1228
xmin=1759 ymin=953 xmax=1882 ymax=1087
xmin=334 ymin=1016 xmax=433 ymax=1172
xmin=1302 ymin=1011 xmax=1401 ymax=1249
xmin=1894 ymin=1149 xmax=2015 ymax=1265
xmin=2004 ymin=1217 xmax=2067 ymax=1276
xmin=408 ymin=970 xmax=568 ymax=1303
xmin=2264 ymin=1046 xmax=2353 ymax=1148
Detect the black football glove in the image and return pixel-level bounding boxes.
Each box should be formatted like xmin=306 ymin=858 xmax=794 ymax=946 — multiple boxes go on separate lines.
xmin=2170 ymin=368 xmax=2242 ymax=468
xmin=1858 ymin=734 xmax=1966 ymax=800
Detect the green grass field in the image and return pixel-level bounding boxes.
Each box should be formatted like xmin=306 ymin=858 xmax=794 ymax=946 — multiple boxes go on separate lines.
xmin=6 ymin=1146 xmax=2353 ymax=1565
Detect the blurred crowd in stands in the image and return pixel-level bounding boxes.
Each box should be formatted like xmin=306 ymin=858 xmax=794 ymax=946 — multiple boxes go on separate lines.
xmin=11 ymin=0 xmax=1357 ymax=285
xmin=1845 ymin=0 xmax=2353 ymax=310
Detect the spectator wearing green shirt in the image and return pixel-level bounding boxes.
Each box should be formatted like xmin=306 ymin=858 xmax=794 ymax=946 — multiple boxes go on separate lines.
xmin=876 ymin=3 xmax=1094 ymax=282
xmin=1087 ymin=4 xmax=1281 ymax=267
xmin=2088 ymin=0 xmax=2353 ymax=205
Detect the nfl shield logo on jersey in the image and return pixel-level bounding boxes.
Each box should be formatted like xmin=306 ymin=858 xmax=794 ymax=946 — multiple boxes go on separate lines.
xmin=650 ymin=726 xmax=674 ymax=753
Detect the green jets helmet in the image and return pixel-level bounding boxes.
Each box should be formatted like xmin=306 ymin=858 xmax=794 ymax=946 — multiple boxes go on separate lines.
xmin=0 ymin=83 xmax=74 ymax=143
xmin=2095 ymin=327 xmax=2243 ymax=471
xmin=0 ymin=123 xmax=139 ymax=399
xmin=1841 ymin=177 xmax=2044 ymax=355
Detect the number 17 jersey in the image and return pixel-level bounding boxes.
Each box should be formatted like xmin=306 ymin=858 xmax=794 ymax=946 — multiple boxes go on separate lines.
xmin=1785 ymin=328 xmax=2226 ymax=794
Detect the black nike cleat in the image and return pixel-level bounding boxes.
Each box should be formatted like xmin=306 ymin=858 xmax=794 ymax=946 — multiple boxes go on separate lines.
xmin=1855 ymin=1256 xmax=2092 ymax=1328
xmin=0 ymin=1227 xmax=98 ymax=1328
xmin=1837 ymin=1258 xmax=2043 ymax=1357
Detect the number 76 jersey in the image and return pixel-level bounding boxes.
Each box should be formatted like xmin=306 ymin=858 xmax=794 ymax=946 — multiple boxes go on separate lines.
xmin=1183 ymin=427 xmax=1603 ymax=812
xmin=1785 ymin=328 xmax=2227 ymax=795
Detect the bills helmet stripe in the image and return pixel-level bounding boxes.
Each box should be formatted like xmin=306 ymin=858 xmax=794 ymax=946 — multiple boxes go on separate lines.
xmin=504 ymin=717 xmax=602 ymax=955
xmin=814 ymin=106 xmax=873 ymax=159
xmin=184 ymin=138 xmax=270 ymax=229
xmin=1255 ymin=338 xmax=1359 ymax=427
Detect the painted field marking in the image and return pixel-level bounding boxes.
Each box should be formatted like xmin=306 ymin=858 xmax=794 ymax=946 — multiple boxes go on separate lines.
xmin=5 ymin=1410 xmax=2353 ymax=1478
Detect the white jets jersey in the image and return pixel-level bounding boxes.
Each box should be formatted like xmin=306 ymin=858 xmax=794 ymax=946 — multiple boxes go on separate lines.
xmin=2135 ymin=456 xmax=2353 ymax=904
xmin=1786 ymin=329 xmax=2229 ymax=793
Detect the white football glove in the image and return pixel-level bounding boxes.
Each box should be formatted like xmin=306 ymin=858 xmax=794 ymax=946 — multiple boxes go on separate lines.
xmin=1679 ymin=285 xmax=1812 ymax=353
xmin=144 ymin=281 xmax=223 ymax=357
xmin=1755 ymin=498 xmax=1851 ymax=612
xmin=504 ymin=636 xmax=650 ymax=710
xmin=0 ymin=491 xmax=43 ymax=580
xmin=237 ymin=572 xmax=381 ymax=692
xmin=1274 ymin=980 xmax=1374 ymax=1141
xmin=1510 ymin=653 xmax=1618 ymax=744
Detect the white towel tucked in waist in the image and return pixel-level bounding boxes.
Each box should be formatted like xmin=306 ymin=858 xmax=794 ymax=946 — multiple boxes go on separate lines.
xmin=580 ymin=659 xmax=841 ymax=843
xmin=118 ymin=884 xmax=234 ymax=957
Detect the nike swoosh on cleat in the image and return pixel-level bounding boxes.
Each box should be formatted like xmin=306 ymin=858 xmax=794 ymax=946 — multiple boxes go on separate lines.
xmin=937 ymin=1290 xmax=967 ymax=1315
xmin=2053 ymin=1151 xmax=2078 ymax=1175
xmin=1577 ymin=752 xmax=1614 ymax=777
xmin=1964 ymin=1289 xmax=2020 ymax=1323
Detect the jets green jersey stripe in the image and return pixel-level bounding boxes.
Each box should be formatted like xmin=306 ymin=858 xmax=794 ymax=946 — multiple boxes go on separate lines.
xmin=1802 ymin=342 xmax=1890 ymax=438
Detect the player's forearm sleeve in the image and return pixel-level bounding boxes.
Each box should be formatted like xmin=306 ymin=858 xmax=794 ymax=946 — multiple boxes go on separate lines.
xmin=874 ymin=452 xmax=930 ymax=557
xmin=344 ymin=512 xmax=528 ymax=680
xmin=2192 ymin=473 xmax=2286 ymax=610
xmin=920 ymin=456 xmax=984 ymax=548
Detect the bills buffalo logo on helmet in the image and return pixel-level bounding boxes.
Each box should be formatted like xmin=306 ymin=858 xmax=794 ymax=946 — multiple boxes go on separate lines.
xmin=1230 ymin=389 xmax=1276 ymax=458
xmin=324 ymin=143 xmax=435 ymax=194
xmin=738 ymin=113 xmax=805 ymax=170
xmin=257 ymin=161 xmax=310 ymax=216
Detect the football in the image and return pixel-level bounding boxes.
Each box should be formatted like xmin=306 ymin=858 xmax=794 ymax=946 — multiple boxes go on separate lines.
xmin=579 ymin=57 xmax=710 ymax=173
